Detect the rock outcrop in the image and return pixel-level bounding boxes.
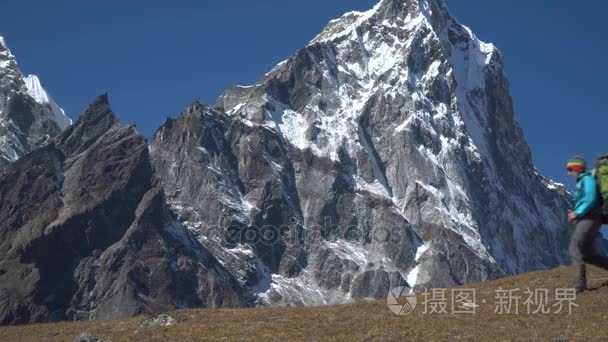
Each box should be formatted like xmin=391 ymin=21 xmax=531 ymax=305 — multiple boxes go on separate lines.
xmin=0 ymin=95 xmax=243 ymax=325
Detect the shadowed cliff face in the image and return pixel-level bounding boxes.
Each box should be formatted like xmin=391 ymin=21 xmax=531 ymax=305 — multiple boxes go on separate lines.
xmin=0 ymin=95 xmax=244 ymax=325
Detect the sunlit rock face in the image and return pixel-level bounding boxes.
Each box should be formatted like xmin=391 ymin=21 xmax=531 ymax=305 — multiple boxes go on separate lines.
xmin=151 ymin=0 xmax=572 ymax=306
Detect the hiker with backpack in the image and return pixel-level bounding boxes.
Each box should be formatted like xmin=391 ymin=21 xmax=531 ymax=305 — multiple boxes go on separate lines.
xmin=567 ymin=156 xmax=608 ymax=293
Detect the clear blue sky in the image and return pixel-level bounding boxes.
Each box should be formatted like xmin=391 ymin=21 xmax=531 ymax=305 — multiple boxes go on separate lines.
xmin=1 ymin=0 xmax=606 ymax=189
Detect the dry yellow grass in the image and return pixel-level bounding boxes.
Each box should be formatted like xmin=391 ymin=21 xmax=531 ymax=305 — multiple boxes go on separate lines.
xmin=2 ymin=266 xmax=608 ymax=341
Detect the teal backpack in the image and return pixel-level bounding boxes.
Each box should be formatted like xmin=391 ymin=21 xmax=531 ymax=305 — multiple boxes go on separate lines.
xmin=594 ymin=156 xmax=608 ymax=223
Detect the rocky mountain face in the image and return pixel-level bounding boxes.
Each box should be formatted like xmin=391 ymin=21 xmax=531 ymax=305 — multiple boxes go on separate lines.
xmin=151 ymin=101 xmax=421 ymax=305
xmin=152 ymin=0 xmax=573 ymax=306
xmin=0 ymin=36 xmax=71 ymax=173
xmin=0 ymin=0 xmax=577 ymax=324
xmin=0 ymin=95 xmax=243 ymax=325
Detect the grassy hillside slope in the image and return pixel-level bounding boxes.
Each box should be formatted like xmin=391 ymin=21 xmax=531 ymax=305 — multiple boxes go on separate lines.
xmin=2 ymin=266 xmax=608 ymax=341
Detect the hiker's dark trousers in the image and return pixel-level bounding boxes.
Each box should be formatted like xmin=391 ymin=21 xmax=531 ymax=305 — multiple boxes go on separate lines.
xmin=569 ymin=207 xmax=608 ymax=289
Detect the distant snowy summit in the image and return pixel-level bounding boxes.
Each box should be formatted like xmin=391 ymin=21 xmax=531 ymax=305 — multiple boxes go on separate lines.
xmin=0 ymin=35 xmax=71 ymax=170
xmin=24 ymin=74 xmax=72 ymax=130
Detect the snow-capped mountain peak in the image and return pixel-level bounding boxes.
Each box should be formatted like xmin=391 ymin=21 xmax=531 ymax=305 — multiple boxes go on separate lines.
xmin=208 ymin=0 xmax=573 ymax=304
xmin=0 ymin=35 xmax=70 ymax=170
xmin=0 ymin=36 xmax=16 ymax=69
xmin=0 ymin=35 xmax=24 ymax=104
xmin=24 ymin=74 xmax=72 ymax=129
